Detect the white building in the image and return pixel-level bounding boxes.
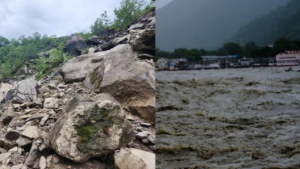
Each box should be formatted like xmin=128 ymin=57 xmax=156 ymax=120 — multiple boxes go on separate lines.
xmin=276 ymin=51 xmax=300 ymax=67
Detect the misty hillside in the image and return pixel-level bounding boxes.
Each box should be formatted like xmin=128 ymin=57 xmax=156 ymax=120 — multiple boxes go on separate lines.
xmin=156 ymin=0 xmax=289 ymax=51
xmin=231 ymin=0 xmax=300 ymax=46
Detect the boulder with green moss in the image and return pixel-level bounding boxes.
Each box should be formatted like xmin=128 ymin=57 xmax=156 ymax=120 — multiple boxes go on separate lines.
xmin=49 ymin=93 xmax=135 ymax=162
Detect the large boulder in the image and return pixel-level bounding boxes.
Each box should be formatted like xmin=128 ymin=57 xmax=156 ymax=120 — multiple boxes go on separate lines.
xmin=85 ymin=35 xmax=104 ymax=46
xmin=128 ymin=28 xmax=155 ymax=52
xmin=13 ymin=77 xmax=37 ymax=103
xmin=114 ymin=148 xmax=155 ymax=169
xmin=63 ymin=34 xmax=87 ymax=55
xmin=0 ymin=83 xmax=15 ymax=103
xmin=59 ymin=44 xmax=155 ymax=124
xmin=49 ymin=93 xmax=135 ymax=162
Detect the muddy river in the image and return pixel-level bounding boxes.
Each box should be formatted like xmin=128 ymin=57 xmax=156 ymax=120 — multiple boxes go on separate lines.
xmin=156 ymin=67 xmax=300 ymax=169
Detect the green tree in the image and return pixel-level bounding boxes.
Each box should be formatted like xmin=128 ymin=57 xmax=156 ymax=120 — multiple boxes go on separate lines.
xmin=0 ymin=36 xmax=10 ymax=47
xmin=90 ymin=11 xmax=112 ymax=35
xmin=111 ymin=0 xmax=151 ymax=30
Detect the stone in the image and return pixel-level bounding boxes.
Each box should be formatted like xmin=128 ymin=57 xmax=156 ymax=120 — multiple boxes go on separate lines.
xmin=11 ymin=164 xmax=23 ymax=169
xmin=25 ymin=140 xmax=44 ymax=167
xmin=8 ymin=147 xmax=18 ymax=152
xmin=0 ymin=165 xmax=10 ymax=169
xmin=136 ymin=131 xmax=151 ymax=139
xmin=86 ymin=35 xmax=103 ymax=46
xmin=0 ymin=108 xmax=15 ymax=126
xmin=112 ymin=35 xmax=129 ymax=45
xmin=43 ymin=98 xmax=58 ymax=109
xmin=21 ymin=126 xmax=39 ymax=139
xmin=141 ymin=138 xmax=149 ymax=144
xmin=40 ymin=115 xmax=49 ymax=126
xmin=14 ymin=77 xmax=37 ymax=103
xmin=0 ymin=152 xmax=11 ymax=163
xmin=39 ymin=156 xmax=46 ymax=169
xmin=128 ymin=28 xmax=155 ymax=51
xmin=18 ymin=148 xmax=25 ymax=155
xmin=63 ymin=34 xmax=87 ymax=55
xmin=128 ymin=23 xmax=144 ymax=30
xmin=100 ymin=42 xmax=115 ymax=51
xmin=148 ymin=134 xmax=155 ymax=144
xmin=49 ymin=94 xmax=135 ymax=162
xmin=57 ymin=84 xmax=68 ymax=88
xmin=5 ymin=130 xmax=20 ymax=141
xmin=114 ymin=148 xmax=155 ymax=169
xmin=0 ymin=83 xmax=14 ymax=103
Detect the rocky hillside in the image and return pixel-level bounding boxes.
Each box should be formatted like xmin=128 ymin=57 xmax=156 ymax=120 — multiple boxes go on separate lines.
xmin=0 ymin=6 xmax=155 ymax=169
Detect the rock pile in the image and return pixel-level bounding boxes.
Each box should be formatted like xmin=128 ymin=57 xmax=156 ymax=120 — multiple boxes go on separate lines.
xmin=64 ymin=7 xmax=155 ymax=57
xmin=0 ymin=7 xmax=155 ymax=169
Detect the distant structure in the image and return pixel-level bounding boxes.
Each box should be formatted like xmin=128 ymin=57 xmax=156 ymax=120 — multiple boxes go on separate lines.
xmin=276 ymin=51 xmax=300 ymax=66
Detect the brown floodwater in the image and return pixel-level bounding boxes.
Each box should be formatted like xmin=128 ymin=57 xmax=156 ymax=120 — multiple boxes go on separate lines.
xmin=156 ymin=67 xmax=300 ymax=169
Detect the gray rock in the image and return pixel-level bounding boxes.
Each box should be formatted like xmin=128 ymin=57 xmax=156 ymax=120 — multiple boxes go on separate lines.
xmin=39 ymin=156 xmax=46 ymax=169
xmin=86 ymin=35 xmax=103 ymax=46
xmin=136 ymin=131 xmax=151 ymax=139
xmin=49 ymin=94 xmax=135 ymax=162
xmin=128 ymin=23 xmax=144 ymax=31
xmin=11 ymin=164 xmax=24 ymax=169
xmin=114 ymin=148 xmax=155 ymax=169
xmin=0 ymin=152 xmax=11 ymax=163
xmin=128 ymin=28 xmax=155 ymax=51
xmin=63 ymin=34 xmax=87 ymax=55
xmin=16 ymin=136 xmax=32 ymax=148
xmin=60 ymin=44 xmax=155 ymax=124
xmin=0 ymin=83 xmax=15 ymax=103
xmin=25 ymin=140 xmax=42 ymax=167
xmin=21 ymin=126 xmax=39 ymax=139
xmin=148 ymin=134 xmax=155 ymax=144
xmin=5 ymin=130 xmax=20 ymax=141
xmin=43 ymin=98 xmax=59 ymax=109
xmin=14 ymin=77 xmax=37 ymax=103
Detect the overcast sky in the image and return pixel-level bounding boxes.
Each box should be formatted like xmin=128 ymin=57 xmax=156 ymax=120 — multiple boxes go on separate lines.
xmin=0 ymin=0 xmax=153 ymax=40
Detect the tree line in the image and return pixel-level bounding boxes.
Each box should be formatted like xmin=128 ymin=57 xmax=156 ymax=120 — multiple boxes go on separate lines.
xmin=156 ymin=38 xmax=300 ymax=61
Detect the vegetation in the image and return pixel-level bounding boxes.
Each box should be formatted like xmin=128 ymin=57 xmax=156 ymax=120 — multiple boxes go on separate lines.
xmin=0 ymin=33 xmax=70 ymax=80
xmin=156 ymin=38 xmax=300 ymax=60
xmin=0 ymin=0 xmax=152 ymax=80
xmin=231 ymin=0 xmax=300 ymax=46
xmin=89 ymin=0 xmax=154 ymax=35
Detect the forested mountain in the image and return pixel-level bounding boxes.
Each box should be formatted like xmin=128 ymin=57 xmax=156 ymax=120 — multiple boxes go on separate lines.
xmin=156 ymin=0 xmax=289 ymax=51
xmin=0 ymin=34 xmax=70 ymax=79
xmin=231 ymin=0 xmax=300 ymax=46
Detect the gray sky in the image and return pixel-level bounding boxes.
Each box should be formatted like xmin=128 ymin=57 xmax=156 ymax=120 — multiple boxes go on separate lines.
xmin=0 ymin=0 xmax=152 ymax=40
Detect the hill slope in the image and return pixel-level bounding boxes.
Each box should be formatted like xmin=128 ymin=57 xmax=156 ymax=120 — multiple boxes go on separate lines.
xmin=156 ymin=0 xmax=289 ymax=51
xmin=231 ymin=0 xmax=300 ymax=46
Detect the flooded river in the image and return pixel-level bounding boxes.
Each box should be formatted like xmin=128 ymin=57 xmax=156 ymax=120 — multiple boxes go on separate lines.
xmin=156 ymin=67 xmax=300 ymax=169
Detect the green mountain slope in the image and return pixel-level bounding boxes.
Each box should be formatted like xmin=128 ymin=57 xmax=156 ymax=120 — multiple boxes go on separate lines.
xmin=156 ymin=0 xmax=289 ymax=51
xmin=231 ymin=0 xmax=300 ymax=46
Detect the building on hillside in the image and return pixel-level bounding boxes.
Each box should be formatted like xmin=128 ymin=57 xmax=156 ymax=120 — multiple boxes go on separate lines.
xmin=276 ymin=51 xmax=300 ymax=67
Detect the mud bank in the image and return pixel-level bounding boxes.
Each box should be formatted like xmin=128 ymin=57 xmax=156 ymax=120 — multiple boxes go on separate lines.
xmin=156 ymin=67 xmax=300 ymax=169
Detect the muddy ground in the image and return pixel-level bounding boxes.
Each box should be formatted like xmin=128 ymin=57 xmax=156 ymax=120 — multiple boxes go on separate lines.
xmin=156 ymin=67 xmax=300 ymax=169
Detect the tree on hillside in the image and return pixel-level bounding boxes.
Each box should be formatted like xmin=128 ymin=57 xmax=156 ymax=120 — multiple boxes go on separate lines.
xmin=218 ymin=42 xmax=244 ymax=56
xmin=90 ymin=11 xmax=112 ymax=35
xmin=111 ymin=0 xmax=153 ymax=30
xmin=0 ymin=36 xmax=10 ymax=47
